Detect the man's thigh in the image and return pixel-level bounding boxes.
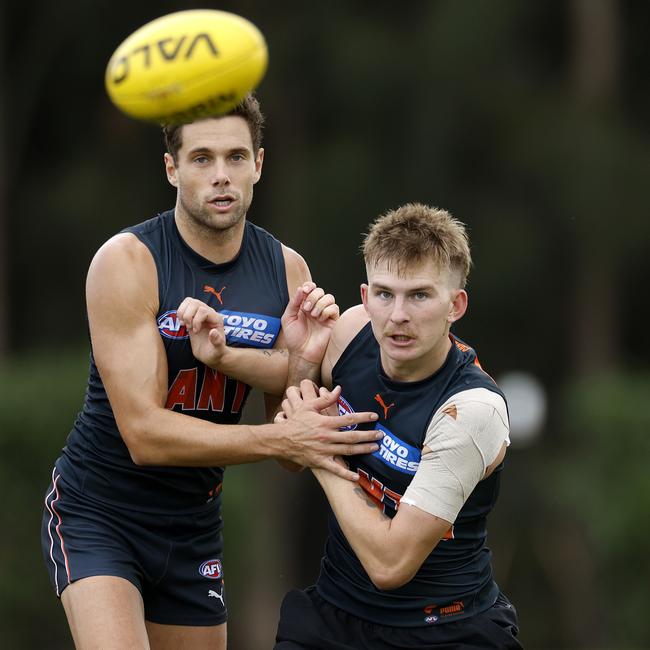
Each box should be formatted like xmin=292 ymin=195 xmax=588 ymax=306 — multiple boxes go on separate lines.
xmin=141 ymin=509 xmax=227 ymax=627
xmin=42 ymin=470 xmax=150 ymax=597
xmin=42 ymin=473 xmax=227 ymax=628
xmin=61 ymin=578 xmax=227 ymax=650
xmin=146 ymin=621 xmax=226 ymax=650
xmin=62 ymin=575 xmax=149 ymax=650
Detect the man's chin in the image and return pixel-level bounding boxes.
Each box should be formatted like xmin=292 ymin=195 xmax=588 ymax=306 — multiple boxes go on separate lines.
xmin=191 ymin=211 xmax=244 ymax=232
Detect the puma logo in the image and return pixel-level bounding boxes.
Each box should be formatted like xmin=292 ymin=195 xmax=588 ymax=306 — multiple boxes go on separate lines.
xmin=374 ymin=393 xmax=395 ymax=419
xmin=208 ymin=588 xmax=225 ymax=606
xmin=204 ymin=285 xmax=227 ymax=305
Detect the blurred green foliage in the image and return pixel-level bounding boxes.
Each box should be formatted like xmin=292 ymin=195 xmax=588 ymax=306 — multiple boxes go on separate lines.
xmin=547 ymin=373 xmax=650 ymax=647
xmin=0 ymin=350 xmax=87 ymax=647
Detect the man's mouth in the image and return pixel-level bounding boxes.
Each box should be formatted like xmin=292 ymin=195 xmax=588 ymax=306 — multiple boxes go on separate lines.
xmin=209 ymin=195 xmax=235 ymax=207
xmin=388 ymin=334 xmax=414 ymax=343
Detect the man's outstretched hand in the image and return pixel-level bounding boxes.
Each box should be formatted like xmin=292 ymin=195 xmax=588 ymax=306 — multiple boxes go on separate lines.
xmin=281 ymin=282 xmax=339 ymax=366
xmin=273 ymin=379 xmax=381 ymax=481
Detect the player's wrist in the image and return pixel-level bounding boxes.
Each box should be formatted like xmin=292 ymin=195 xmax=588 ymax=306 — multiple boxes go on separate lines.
xmin=251 ymin=421 xmax=290 ymax=461
xmin=260 ymin=412 xmax=291 ymax=452
xmin=207 ymin=344 xmax=233 ymax=372
xmin=287 ymin=353 xmax=321 ymax=386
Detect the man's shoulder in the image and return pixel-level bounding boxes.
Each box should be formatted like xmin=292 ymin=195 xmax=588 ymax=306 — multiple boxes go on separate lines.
xmin=121 ymin=210 xmax=172 ymax=237
xmin=321 ymin=305 xmax=369 ymax=387
xmin=331 ymin=306 xmax=370 ymax=357
xmin=336 ymin=305 xmax=369 ymax=335
xmin=86 ymin=230 xmax=158 ymax=312
xmin=280 ymin=243 xmax=308 ymax=272
xmin=438 ymin=386 xmax=507 ymax=412
xmin=94 ymin=231 xmax=152 ymax=265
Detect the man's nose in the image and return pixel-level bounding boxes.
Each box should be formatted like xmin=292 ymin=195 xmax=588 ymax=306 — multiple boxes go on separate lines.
xmin=211 ymin=159 xmax=230 ymax=185
xmin=389 ymin=297 xmax=410 ymax=323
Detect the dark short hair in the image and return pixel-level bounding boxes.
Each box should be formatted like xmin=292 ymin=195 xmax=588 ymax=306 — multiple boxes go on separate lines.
xmin=162 ymin=93 xmax=265 ymax=161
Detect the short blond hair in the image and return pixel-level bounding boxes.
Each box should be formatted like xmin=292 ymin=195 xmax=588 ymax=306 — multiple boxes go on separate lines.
xmin=362 ymin=203 xmax=472 ymax=288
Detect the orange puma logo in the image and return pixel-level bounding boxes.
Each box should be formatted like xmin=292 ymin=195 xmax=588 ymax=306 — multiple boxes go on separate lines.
xmin=203 ymin=285 xmax=227 ymax=305
xmin=374 ymin=394 xmax=395 ymax=419
xmin=442 ymin=404 xmax=457 ymax=420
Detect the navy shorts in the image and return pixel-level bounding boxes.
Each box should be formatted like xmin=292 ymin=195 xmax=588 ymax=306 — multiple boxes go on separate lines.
xmin=41 ymin=468 xmax=227 ymax=626
xmin=275 ymin=586 xmax=522 ymax=649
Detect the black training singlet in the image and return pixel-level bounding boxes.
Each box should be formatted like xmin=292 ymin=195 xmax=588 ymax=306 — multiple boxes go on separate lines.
xmin=55 ymin=210 xmax=289 ymax=513
xmin=317 ymin=324 xmax=507 ymax=627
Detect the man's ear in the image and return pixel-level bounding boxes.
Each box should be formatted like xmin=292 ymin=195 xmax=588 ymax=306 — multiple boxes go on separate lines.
xmin=360 ymin=283 xmax=369 ymax=315
xmin=253 ymin=147 xmax=264 ymax=184
xmin=448 ymin=289 xmax=468 ymax=323
xmin=164 ymin=153 xmax=178 ymax=188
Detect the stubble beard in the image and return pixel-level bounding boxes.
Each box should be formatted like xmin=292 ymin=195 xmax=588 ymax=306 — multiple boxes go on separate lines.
xmin=179 ymin=190 xmax=250 ymax=236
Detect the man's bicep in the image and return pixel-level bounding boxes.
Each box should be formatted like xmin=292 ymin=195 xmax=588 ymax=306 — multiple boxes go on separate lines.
xmin=402 ymin=391 xmax=510 ymax=522
xmin=401 ymin=443 xmax=483 ymax=523
xmin=282 ymin=244 xmax=311 ymax=296
xmin=86 ymin=235 xmax=167 ymax=422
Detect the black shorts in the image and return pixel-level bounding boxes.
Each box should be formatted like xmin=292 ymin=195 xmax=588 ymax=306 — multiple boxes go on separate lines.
xmin=275 ymin=587 xmax=522 ymax=650
xmin=41 ymin=468 xmax=227 ymax=626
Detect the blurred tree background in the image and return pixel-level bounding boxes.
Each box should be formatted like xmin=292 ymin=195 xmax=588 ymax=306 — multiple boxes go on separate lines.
xmin=1 ymin=0 xmax=649 ymax=648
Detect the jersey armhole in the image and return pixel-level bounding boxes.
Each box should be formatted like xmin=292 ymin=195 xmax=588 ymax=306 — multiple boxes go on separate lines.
xmin=261 ymin=224 xmax=291 ymax=307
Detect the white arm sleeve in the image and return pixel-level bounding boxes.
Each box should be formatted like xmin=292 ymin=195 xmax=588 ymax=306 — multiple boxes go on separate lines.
xmin=401 ymin=388 xmax=510 ymax=523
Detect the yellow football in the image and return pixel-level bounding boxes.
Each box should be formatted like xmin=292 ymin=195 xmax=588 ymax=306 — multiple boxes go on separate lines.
xmin=105 ymin=10 xmax=268 ymax=123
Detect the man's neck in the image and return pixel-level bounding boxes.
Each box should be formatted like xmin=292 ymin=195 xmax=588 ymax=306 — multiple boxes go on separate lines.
xmin=174 ymin=210 xmax=246 ymax=265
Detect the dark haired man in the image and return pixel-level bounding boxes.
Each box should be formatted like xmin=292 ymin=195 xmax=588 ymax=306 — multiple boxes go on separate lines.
xmin=41 ymin=95 xmax=379 ymax=650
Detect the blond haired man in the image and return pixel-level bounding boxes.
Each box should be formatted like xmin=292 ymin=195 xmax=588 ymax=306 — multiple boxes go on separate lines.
xmin=274 ymin=204 xmax=522 ymax=648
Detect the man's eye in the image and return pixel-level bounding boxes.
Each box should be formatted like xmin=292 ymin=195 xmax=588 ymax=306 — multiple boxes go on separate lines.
xmin=413 ymin=292 xmax=429 ymax=300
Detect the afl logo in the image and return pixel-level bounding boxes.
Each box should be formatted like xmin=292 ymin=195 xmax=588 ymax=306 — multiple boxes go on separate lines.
xmin=158 ymin=310 xmax=189 ymax=340
xmin=337 ymin=396 xmax=357 ymax=431
xmin=199 ymin=559 xmax=223 ymax=580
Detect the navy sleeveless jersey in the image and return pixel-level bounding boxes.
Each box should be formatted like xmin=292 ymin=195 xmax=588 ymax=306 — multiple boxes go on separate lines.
xmin=56 ymin=210 xmax=289 ymax=513
xmin=317 ymin=323 xmax=507 ymax=627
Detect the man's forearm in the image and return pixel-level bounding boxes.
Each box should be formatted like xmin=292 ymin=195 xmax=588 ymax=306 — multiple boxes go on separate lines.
xmin=214 ymin=346 xmax=289 ymax=395
xmin=312 ymin=467 xmax=393 ymax=571
xmin=311 ymin=465 xmax=452 ymax=589
xmin=123 ymin=405 xmax=282 ymax=466
xmin=286 ymin=353 xmax=321 ymax=387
